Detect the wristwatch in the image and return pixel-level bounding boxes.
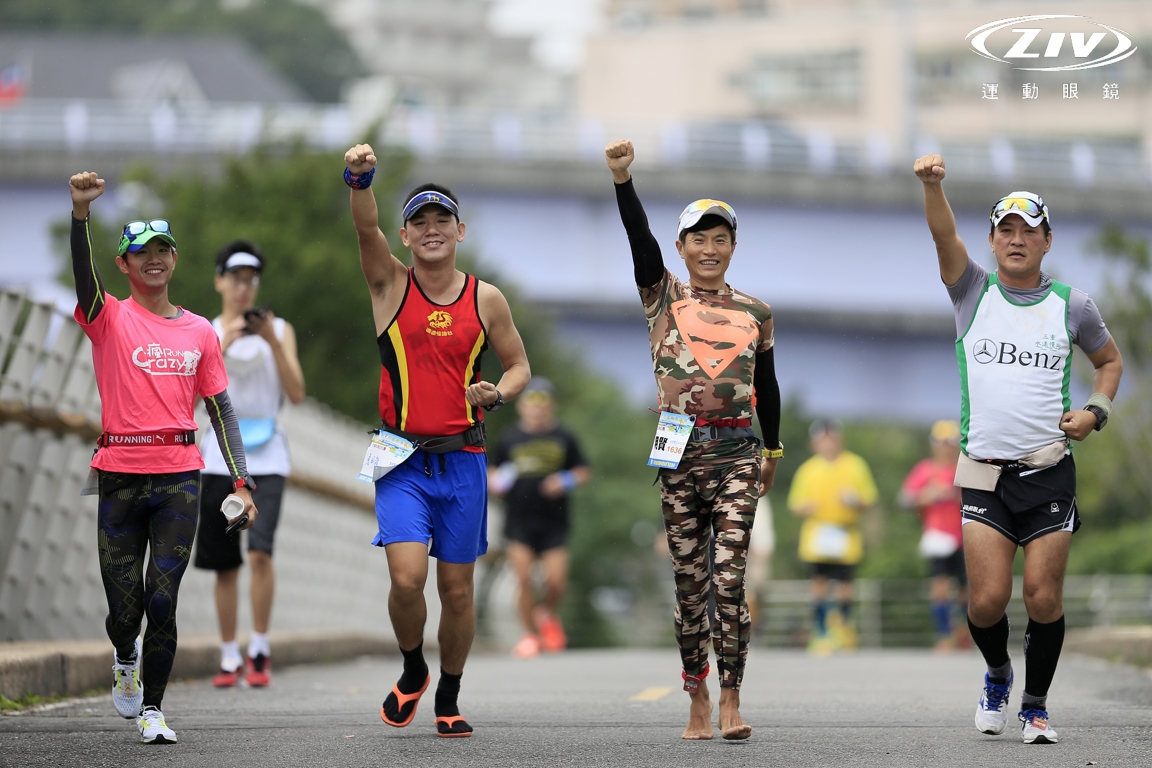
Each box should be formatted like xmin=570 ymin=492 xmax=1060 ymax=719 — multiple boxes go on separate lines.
xmin=761 ymin=441 xmax=784 ymax=459
xmin=483 ymin=390 xmax=504 ymax=413
xmin=1085 ymin=405 xmax=1108 ymax=431
xmin=232 ymin=475 xmax=257 ymax=492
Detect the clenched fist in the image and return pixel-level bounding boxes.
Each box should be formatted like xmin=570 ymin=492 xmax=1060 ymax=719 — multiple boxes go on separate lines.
xmin=345 ymin=143 xmax=377 ymax=175
xmin=913 ymin=154 xmax=946 ymax=184
xmin=605 ymin=139 xmax=635 ymax=183
xmin=466 ymin=380 xmax=500 ymax=408
xmin=70 ymin=172 xmax=105 ymax=217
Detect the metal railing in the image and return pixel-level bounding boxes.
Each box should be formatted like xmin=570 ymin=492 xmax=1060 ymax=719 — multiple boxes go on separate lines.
xmin=0 ymin=99 xmax=1148 ymax=189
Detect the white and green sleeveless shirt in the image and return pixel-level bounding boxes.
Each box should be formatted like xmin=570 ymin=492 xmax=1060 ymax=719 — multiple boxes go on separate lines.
xmin=957 ymin=273 xmax=1074 ymax=459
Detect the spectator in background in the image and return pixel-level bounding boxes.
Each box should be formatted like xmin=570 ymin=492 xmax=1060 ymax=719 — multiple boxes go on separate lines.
xmin=489 ymin=377 xmax=590 ymax=659
xmin=194 ymin=241 xmax=306 ymax=689
xmin=899 ymin=420 xmax=969 ymax=652
xmin=788 ymin=418 xmax=878 ymax=655
xmin=746 ymin=495 xmax=775 ymax=633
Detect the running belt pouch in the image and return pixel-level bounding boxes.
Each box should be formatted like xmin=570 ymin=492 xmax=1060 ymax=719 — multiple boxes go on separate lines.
xmin=396 ymin=423 xmax=486 ymax=454
xmin=238 ymin=417 xmax=277 ymax=450
xmin=1019 ymin=440 xmax=1068 ymax=470
xmin=953 ymin=453 xmax=1001 ymax=491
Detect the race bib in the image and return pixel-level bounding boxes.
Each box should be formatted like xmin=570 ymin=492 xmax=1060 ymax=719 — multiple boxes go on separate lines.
xmin=647 ymin=412 xmax=695 ymax=469
xmin=357 ymin=431 xmax=416 ymax=483
xmin=812 ymin=523 xmax=851 ymax=559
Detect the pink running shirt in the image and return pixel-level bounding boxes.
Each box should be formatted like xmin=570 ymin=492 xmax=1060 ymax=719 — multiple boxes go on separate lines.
xmin=75 ymin=295 xmax=228 ymax=474
xmin=901 ymin=458 xmax=963 ymax=546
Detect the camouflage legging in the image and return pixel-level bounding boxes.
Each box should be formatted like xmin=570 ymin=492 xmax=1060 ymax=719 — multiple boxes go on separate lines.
xmin=98 ymin=470 xmax=200 ymax=709
xmin=660 ymin=455 xmax=759 ymax=689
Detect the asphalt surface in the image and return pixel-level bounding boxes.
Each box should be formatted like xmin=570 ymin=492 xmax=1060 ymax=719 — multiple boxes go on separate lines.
xmin=2 ymin=647 xmax=1150 ymax=768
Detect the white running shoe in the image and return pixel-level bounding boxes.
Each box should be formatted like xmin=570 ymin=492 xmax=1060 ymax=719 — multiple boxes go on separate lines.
xmin=974 ymin=672 xmax=1013 ymax=735
xmin=1019 ymin=709 xmax=1058 ymax=744
xmin=112 ymin=636 xmax=143 ymax=719
xmin=137 ymin=706 xmax=177 ymax=744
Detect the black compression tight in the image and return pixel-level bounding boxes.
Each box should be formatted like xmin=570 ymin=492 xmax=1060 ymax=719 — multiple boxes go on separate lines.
xmin=98 ymin=470 xmax=200 ymax=709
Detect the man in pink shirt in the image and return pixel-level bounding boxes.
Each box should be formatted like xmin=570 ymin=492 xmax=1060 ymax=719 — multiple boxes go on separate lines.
xmin=69 ymin=171 xmax=258 ymax=745
xmin=900 ymin=420 xmax=968 ymax=651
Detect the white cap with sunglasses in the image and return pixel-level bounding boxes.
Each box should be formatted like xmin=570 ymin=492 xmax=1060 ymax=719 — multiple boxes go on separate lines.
xmin=677 ymin=199 xmax=738 ymax=239
xmin=990 ymin=192 xmax=1049 ymax=229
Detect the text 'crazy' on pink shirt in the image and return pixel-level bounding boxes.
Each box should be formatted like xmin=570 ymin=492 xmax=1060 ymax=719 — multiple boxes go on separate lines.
xmin=75 ymin=294 xmax=228 ymax=474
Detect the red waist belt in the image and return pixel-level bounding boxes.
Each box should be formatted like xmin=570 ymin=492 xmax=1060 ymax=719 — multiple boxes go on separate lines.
xmin=97 ymin=430 xmax=197 ymax=447
xmin=695 ymin=418 xmax=752 ymax=428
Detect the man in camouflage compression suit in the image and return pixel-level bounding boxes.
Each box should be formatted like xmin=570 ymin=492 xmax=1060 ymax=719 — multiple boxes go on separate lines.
xmin=606 ymin=140 xmax=783 ymax=741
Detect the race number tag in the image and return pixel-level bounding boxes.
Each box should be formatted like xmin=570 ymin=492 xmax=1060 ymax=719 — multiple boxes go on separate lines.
xmin=357 ymin=431 xmax=416 ymax=483
xmin=812 ymin=523 xmax=851 ymax=560
xmin=647 ymin=412 xmax=695 ymax=469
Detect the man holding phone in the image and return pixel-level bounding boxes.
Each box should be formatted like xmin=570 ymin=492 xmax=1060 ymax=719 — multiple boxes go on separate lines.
xmin=194 ymin=241 xmax=306 ymax=689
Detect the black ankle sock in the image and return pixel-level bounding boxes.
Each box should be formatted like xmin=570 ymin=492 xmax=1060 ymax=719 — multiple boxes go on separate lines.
xmin=397 ymin=642 xmax=428 ymax=695
xmin=1023 ymin=615 xmax=1065 ymax=704
xmin=434 ymin=669 xmax=463 ymax=718
xmin=968 ymin=613 xmax=1011 ymax=673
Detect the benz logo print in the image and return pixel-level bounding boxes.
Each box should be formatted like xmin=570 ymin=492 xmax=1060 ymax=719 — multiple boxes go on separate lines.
xmin=973 ymin=339 xmax=997 ymax=364
xmin=967 ymin=15 xmax=1137 ymax=72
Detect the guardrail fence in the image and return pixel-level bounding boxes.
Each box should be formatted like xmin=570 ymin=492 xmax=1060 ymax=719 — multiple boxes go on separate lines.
xmin=1 ymin=99 xmax=1148 ymax=190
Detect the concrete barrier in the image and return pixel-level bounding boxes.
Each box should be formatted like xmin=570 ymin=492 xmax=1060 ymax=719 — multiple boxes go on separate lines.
xmin=0 ymin=630 xmax=394 ymax=701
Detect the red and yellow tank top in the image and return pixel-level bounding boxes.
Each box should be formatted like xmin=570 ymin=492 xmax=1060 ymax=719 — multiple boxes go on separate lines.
xmin=378 ymin=269 xmax=488 ymax=445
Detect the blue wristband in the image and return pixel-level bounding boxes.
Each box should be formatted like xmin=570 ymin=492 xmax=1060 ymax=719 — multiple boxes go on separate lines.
xmin=344 ymin=166 xmax=375 ymax=189
xmin=558 ymin=469 xmax=577 ymax=493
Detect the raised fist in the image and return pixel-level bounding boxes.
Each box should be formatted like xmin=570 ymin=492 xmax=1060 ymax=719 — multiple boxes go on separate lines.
xmin=70 ymin=172 xmax=105 ymax=205
xmin=345 ymin=143 xmax=377 ymax=175
xmin=913 ymin=154 xmax=946 ymax=184
xmin=605 ymin=140 xmax=635 ymax=176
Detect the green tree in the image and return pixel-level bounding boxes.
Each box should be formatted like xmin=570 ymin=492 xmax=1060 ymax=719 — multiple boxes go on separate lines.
xmin=1067 ymin=225 xmax=1152 ymax=574
xmin=0 ymin=0 xmax=362 ymax=102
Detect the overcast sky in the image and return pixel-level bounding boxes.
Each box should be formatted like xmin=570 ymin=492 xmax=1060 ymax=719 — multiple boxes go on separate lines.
xmin=489 ymin=0 xmax=605 ymax=73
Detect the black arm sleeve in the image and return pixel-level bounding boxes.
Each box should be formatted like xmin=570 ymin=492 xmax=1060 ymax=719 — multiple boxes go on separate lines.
xmin=71 ymin=215 xmax=107 ymax=323
xmin=754 ymin=348 xmax=781 ymax=450
xmin=614 ymin=178 xmax=665 ymax=288
xmin=203 ymin=389 xmax=249 ymax=483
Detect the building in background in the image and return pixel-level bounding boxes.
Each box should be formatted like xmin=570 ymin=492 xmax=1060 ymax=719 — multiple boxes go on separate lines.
xmin=0 ymin=35 xmax=306 ymax=106
xmin=318 ymin=0 xmax=569 ymax=112
xmin=586 ymin=0 xmax=1152 ymax=177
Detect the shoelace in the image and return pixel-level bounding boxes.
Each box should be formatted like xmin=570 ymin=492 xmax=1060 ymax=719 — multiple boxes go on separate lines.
xmin=140 ymin=707 xmax=165 ymax=725
xmin=1019 ymin=708 xmax=1048 ymax=726
xmin=983 ymin=677 xmax=1011 ymax=710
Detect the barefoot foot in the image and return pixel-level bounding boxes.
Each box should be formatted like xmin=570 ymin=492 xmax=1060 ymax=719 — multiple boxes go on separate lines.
xmin=682 ymin=683 xmax=714 ymax=740
xmin=718 ymin=689 xmax=752 ymax=741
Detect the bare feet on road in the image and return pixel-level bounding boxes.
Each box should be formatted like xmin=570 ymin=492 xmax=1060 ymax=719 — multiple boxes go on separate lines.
xmin=682 ymin=683 xmax=715 ymax=740
xmin=719 ymin=688 xmax=752 ymax=741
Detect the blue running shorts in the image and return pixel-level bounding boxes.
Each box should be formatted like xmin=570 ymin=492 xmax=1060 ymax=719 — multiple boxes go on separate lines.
xmin=372 ymin=448 xmax=488 ymax=563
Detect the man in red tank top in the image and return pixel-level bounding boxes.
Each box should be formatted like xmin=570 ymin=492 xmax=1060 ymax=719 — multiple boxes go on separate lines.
xmin=344 ymin=143 xmax=531 ymax=738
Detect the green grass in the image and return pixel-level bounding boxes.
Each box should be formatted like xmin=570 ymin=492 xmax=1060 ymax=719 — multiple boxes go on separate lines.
xmin=0 ymin=690 xmax=101 ymax=712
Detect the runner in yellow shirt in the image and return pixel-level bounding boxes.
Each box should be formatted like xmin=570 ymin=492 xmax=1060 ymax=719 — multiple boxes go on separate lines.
xmin=787 ymin=418 xmax=877 ymax=653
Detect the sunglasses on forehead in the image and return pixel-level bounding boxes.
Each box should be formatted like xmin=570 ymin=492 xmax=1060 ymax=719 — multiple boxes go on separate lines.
xmin=990 ymin=197 xmax=1047 ymax=223
xmin=123 ymin=219 xmax=173 ymax=237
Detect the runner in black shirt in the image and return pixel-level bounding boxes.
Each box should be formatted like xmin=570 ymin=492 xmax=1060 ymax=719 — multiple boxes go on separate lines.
xmin=489 ymin=378 xmax=590 ymax=658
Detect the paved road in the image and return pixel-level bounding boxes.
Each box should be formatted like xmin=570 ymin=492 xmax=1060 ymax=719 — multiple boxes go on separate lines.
xmin=2 ymin=647 xmax=1150 ymax=768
